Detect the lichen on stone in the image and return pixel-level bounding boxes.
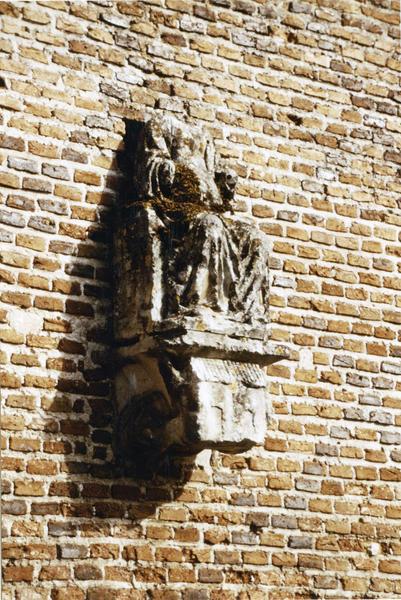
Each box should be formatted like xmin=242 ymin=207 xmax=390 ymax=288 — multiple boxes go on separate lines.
xmin=149 ymin=165 xmax=208 ymax=221
xmin=149 ymin=164 xmax=229 ymax=222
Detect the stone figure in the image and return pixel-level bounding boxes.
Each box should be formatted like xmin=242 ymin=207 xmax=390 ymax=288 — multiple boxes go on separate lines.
xmin=127 ymin=114 xmax=269 ymax=323
xmin=114 ymin=115 xmax=287 ymax=476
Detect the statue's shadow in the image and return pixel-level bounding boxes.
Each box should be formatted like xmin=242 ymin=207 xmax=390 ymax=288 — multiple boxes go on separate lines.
xmin=60 ymin=414 xmax=197 ymax=521
xmin=100 ymin=452 xmax=196 ymax=520
xmin=51 ymin=127 xmax=198 ymax=523
xmin=58 ymin=112 xmax=282 ymax=523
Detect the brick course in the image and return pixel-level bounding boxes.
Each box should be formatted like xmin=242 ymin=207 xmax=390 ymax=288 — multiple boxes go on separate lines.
xmin=1 ymin=0 xmax=401 ymax=598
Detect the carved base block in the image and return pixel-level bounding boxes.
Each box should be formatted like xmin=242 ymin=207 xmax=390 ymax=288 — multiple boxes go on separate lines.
xmin=185 ymin=357 xmax=268 ymax=450
xmin=116 ymin=356 xmax=268 ymax=450
xmin=114 ymin=320 xmax=288 ymax=474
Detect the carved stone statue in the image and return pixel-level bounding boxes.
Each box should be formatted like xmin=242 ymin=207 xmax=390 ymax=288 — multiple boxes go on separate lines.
xmin=127 ymin=114 xmax=269 ymax=322
xmin=114 ymin=115 xmax=287 ymax=476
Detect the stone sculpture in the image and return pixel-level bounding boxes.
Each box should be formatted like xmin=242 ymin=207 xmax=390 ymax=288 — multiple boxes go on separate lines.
xmin=114 ymin=114 xmax=287 ymax=476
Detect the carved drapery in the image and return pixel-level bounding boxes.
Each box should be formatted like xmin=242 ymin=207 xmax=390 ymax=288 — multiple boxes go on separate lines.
xmin=114 ymin=114 xmax=287 ymax=476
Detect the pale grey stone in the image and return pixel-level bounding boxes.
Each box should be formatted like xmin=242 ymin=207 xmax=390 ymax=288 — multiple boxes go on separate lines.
xmin=147 ymin=43 xmax=174 ymax=59
xmin=364 ymin=115 xmax=385 ymax=128
xmin=370 ymin=411 xmax=393 ymax=426
xmin=309 ymin=16 xmax=329 ymax=32
xmin=333 ymin=355 xmax=354 ymax=367
xmin=317 ymin=167 xmax=336 ymax=181
xmin=100 ymin=82 xmax=129 ymax=101
xmin=314 ymin=575 xmax=338 ymax=589
xmin=42 ymin=163 xmax=70 ymax=180
xmin=290 ymin=1 xmax=312 ymax=13
xmin=302 ymin=180 xmax=324 ymax=192
xmin=319 ymin=40 xmax=335 ymax=51
xmin=214 ymin=473 xmax=238 ymax=485
xmin=381 ymin=362 xmax=401 ymax=375
xmin=327 ymin=152 xmax=348 ymax=167
xmin=316 ymin=443 xmax=338 ymax=456
xmin=157 ymin=97 xmax=185 ymax=113
xmin=0 ymin=229 xmax=13 ymax=243
xmin=259 ymin=5 xmax=277 ymax=17
xmin=231 ymin=31 xmax=255 ymax=47
xmin=319 ymin=336 xmax=342 ymax=349
xmin=128 ymin=55 xmax=153 ymax=72
xmin=38 ymin=198 xmax=68 ymax=215
xmin=330 ymin=426 xmax=350 ymax=440
xmin=28 ymin=215 xmax=56 ymax=233
xmin=346 ymin=373 xmax=370 ymax=387
xmin=48 ymin=522 xmax=76 ymax=536
xmin=303 ymin=462 xmax=323 ymax=475
xmin=373 ymin=132 xmax=393 ymax=145
xmin=273 ymin=276 xmax=295 ymax=289
xmin=344 ymin=407 xmax=366 ymax=421
xmin=277 ymin=210 xmax=299 ymax=222
xmin=339 ymin=141 xmax=359 ymax=153
xmin=116 ymin=32 xmax=140 ymax=50
xmin=289 ymin=536 xmax=313 ymax=549
xmin=101 ymin=11 xmax=130 ymax=27
xmin=180 ymin=15 xmax=206 ymax=33
xmin=295 ymin=478 xmax=320 ymax=493
xmin=114 ymin=115 xmax=287 ymax=476
xmin=85 ymin=115 xmax=113 ymax=130
xmin=284 ymin=496 xmax=307 ymax=510
xmin=381 ymin=431 xmax=401 ymax=444
xmin=59 ymin=545 xmax=88 ymax=559
xmin=271 ymin=515 xmax=297 ymax=529
xmin=0 ymin=209 xmax=25 ymax=228
xmin=116 ymin=71 xmax=144 ymax=86
xmin=245 ymin=19 xmax=270 ymax=34
xmin=359 ymin=392 xmax=381 ymax=406
xmin=231 ymin=531 xmax=259 ymax=544
xmin=256 ymin=38 xmax=279 ymax=52
xmin=8 ymin=156 xmax=39 ymax=173
xmin=372 ymin=376 xmax=393 ymax=389
xmin=304 ymin=317 xmax=327 ymax=330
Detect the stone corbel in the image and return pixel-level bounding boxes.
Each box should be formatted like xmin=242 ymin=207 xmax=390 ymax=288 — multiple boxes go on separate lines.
xmin=114 ymin=115 xmax=288 ymax=476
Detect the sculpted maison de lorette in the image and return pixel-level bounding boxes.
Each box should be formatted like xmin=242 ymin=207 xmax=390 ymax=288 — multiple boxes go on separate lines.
xmin=114 ymin=115 xmax=287 ymax=475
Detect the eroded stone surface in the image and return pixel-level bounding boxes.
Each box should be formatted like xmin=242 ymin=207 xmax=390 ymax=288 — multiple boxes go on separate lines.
xmin=114 ymin=115 xmax=286 ymax=475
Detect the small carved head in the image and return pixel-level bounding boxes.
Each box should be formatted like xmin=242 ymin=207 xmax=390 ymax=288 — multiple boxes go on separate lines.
xmin=215 ymin=168 xmax=238 ymax=200
xmin=159 ymin=160 xmax=176 ymax=196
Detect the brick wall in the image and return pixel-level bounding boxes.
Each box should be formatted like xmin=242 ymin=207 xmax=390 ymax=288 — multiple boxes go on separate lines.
xmin=1 ymin=1 xmax=401 ymax=598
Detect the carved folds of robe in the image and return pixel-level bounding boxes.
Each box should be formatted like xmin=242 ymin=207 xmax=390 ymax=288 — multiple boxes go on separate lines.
xmin=129 ymin=114 xmax=269 ymax=323
xmin=114 ymin=115 xmax=286 ymax=475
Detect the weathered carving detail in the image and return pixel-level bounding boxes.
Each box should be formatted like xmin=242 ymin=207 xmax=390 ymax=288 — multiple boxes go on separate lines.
xmin=114 ymin=114 xmax=287 ymax=476
xmin=176 ymin=214 xmax=270 ymax=320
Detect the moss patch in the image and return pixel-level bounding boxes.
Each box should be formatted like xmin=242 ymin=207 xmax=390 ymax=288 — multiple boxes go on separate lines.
xmin=140 ymin=164 xmax=228 ymax=222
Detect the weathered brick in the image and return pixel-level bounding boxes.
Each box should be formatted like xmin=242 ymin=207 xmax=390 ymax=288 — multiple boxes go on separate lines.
xmin=1 ymin=4 xmax=401 ymax=597
xmin=42 ymin=163 xmax=70 ymax=180
xmin=3 ymin=566 xmax=34 ymax=582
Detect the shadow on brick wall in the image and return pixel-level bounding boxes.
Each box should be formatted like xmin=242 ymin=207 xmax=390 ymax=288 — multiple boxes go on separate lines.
xmin=42 ymin=134 xmax=195 ymax=525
